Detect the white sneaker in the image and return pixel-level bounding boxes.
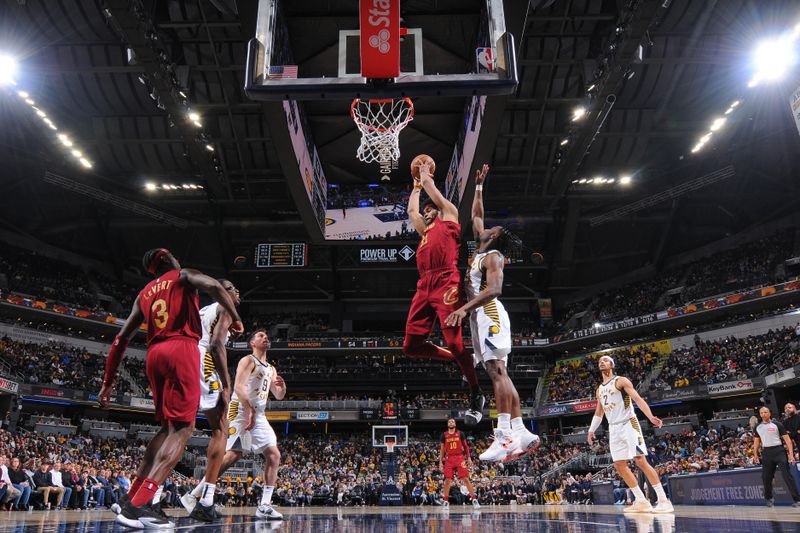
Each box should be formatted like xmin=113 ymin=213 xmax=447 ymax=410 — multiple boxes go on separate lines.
xmin=472 ymin=499 xmax=481 ymax=509
xmin=180 ymin=492 xmax=198 ymax=514
xmin=110 ymin=503 xmax=121 ymax=515
xmin=255 ymin=505 xmax=283 ymax=520
xmin=624 ymin=499 xmax=653 ymax=513
xmin=442 ymin=501 xmax=449 ymax=510
xmin=651 ymin=500 xmax=674 ymax=513
xmin=479 ymin=430 xmax=515 ymax=462
xmin=503 ymin=431 xmax=541 ymax=463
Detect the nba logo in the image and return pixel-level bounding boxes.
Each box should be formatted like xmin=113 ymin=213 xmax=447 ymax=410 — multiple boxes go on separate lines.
xmin=476 ymin=47 xmax=495 ymax=73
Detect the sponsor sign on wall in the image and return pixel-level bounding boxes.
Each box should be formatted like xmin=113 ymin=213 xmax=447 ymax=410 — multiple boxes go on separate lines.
xmin=707 ymin=379 xmax=755 ymax=396
xmin=669 ymin=468 xmax=795 ymax=505
xmin=359 ymin=246 xmax=415 ymax=263
xmin=295 ymin=411 xmax=330 ymax=421
xmin=0 ymin=376 xmax=19 ymax=394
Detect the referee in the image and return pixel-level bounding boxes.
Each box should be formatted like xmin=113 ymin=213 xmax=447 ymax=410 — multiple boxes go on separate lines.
xmin=753 ymin=406 xmax=800 ymax=507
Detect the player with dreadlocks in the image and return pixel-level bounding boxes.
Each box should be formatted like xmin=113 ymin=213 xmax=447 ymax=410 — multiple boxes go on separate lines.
xmin=445 ymin=165 xmax=540 ymax=463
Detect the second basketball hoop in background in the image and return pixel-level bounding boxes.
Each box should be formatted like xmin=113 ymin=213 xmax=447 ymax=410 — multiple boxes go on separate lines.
xmin=351 ymin=98 xmax=414 ymax=171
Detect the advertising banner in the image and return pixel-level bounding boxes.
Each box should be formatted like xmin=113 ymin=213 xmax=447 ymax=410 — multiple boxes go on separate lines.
xmin=295 ymin=411 xmax=330 ymax=421
xmin=706 ymin=379 xmax=759 ymax=396
xmin=537 ymin=404 xmax=572 ymax=417
xmin=359 ymin=246 xmax=416 ymax=264
xmin=669 ymin=468 xmax=795 ymax=505
xmin=573 ymin=400 xmax=598 ymax=413
xmin=359 ymin=407 xmax=381 ymax=420
xmin=130 ymin=397 xmax=155 ymax=410
xmin=0 ymin=376 xmax=19 ymax=394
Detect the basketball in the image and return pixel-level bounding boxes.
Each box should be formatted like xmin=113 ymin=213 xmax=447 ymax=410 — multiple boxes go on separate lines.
xmin=411 ymin=154 xmax=436 ymax=180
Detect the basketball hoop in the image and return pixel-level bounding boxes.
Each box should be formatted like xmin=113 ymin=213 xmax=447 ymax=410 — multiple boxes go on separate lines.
xmin=351 ymin=98 xmax=414 ymax=165
xmin=385 ymin=437 xmax=397 ymax=454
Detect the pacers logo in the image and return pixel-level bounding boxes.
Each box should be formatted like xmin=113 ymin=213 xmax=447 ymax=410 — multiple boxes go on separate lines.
xmin=443 ymin=287 xmax=459 ymax=306
xmin=228 ymin=427 xmax=236 ymax=436
xmin=489 ymin=325 xmax=500 ymax=335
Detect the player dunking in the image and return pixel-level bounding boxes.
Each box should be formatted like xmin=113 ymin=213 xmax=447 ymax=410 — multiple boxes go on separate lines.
xmin=445 ymin=165 xmax=540 ymax=463
xmin=587 ymin=355 xmax=674 ymax=513
xmin=439 ymin=418 xmax=480 ymax=509
xmin=187 ymin=330 xmax=286 ymax=521
xmin=404 ymin=155 xmax=484 ymax=425
xmin=177 ymin=279 xmax=241 ymax=522
xmin=99 ymin=248 xmax=242 ymax=529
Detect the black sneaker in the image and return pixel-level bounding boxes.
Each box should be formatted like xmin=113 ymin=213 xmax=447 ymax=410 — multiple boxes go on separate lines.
xmin=766 ymin=499 xmax=774 ymax=508
xmin=111 ymin=493 xmax=129 ymax=515
xmin=150 ymin=502 xmax=169 ymax=520
xmin=115 ymin=500 xmax=174 ymax=530
xmin=465 ymin=390 xmax=485 ymax=426
xmin=189 ymin=502 xmax=219 ymax=523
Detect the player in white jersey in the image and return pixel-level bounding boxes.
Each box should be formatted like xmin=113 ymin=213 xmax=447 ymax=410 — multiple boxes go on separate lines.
xmin=445 ymin=164 xmax=539 ymax=463
xmin=188 ymin=330 xmax=285 ymax=520
xmin=178 ymin=279 xmax=240 ymax=522
xmin=588 ymin=355 xmax=673 ymax=514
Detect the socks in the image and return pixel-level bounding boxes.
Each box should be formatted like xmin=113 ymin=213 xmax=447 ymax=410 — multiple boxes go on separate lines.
xmin=497 ymin=413 xmax=511 ymax=431
xmin=511 ymin=417 xmax=525 ymax=432
xmin=152 ymin=486 xmax=163 ymax=505
xmin=261 ymin=486 xmax=275 ymax=507
xmin=631 ymin=486 xmax=645 ymax=501
xmin=200 ymin=483 xmax=216 ymax=506
xmin=128 ymin=477 xmax=143 ymax=499
xmin=130 ymin=478 xmax=159 ymax=507
xmin=191 ymin=479 xmax=206 ymax=498
xmin=653 ymin=483 xmax=668 ymax=503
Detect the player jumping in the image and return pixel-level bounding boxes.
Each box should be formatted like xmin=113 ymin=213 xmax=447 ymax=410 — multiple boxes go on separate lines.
xmin=177 ymin=279 xmax=241 ymax=522
xmin=183 ymin=330 xmax=286 ymax=521
xmin=439 ymin=418 xmax=480 ymax=509
xmin=404 ymin=155 xmax=484 ymax=425
xmin=445 ymin=165 xmax=540 ymax=463
xmin=587 ymin=355 xmax=674 ymax=513
xmin=99 ymin=248 xmax=242 ymax=529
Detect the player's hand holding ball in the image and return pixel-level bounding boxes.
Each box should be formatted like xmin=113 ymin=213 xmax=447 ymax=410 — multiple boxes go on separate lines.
xmin=411 ymin=154 xmax=435 ymax=183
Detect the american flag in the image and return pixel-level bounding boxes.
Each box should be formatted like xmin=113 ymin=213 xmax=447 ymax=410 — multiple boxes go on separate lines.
xmin=268 ymin=65 xmax=298 ymax=79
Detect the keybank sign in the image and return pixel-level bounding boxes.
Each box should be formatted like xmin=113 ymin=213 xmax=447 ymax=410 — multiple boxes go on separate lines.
xmin=359 ymin=246 xmax=415 ymax=263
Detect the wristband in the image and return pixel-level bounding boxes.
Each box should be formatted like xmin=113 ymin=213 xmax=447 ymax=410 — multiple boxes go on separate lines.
xmin=589 ymin=415 xmax=603 ymax=433
xmin=475 ymin=185 xmax=483 ymax=192
xmin=102 ymin=335 xmax=129 ymax=387
xmin=413 ymin=184 xmax=423 ymax=191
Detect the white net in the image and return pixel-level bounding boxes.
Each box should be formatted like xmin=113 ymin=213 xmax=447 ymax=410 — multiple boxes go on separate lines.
xmin=351 ymin=98 xmax=414 ymax=164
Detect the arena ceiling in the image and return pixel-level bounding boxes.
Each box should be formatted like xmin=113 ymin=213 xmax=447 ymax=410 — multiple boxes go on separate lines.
xmin=1 ymin=0 xmax=800 ymax=302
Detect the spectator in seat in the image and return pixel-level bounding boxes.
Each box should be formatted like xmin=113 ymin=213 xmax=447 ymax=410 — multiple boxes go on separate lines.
xmin=50 ymin=461 xmax=72 ymax=509
xmin=33 ymin=462 xmax=64 ymax=510
xmin=86 ymin=469 xmax=105 ymax=508
xmin=8 ymin=457 xmax=31 ymax=510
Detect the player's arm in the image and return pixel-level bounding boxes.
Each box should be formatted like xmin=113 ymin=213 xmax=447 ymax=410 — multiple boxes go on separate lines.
xmin=181 ymin=269 xmax=243 ymax=334
xmin=99 ymin=295 xmax=145 ymax=408
xmin=618 ymin=377 xmax=662 ymax=428
xmin=445 ymin=252 xmax=503 ymax=327
xmin=234 ymin=356 xmax=257 ymax=428
xmin=438 ymin=435 xmax=446 ymax=469
xmin=270 ymin=373 xmax=286 ymax=401
xmin=208 ymin=307 xmax=233 ymax=397
xmin=419 ymin=164 xmax=458 ymax=222
xmin=471 ymin=164 xmax=489 ymax=239
xmin=752 ymin=435 xmax=761 ymax=464
xmin=587 ymin=390 xmax=605 ymax=445
xmin=407 ymin=182 xmax=426 ymax=235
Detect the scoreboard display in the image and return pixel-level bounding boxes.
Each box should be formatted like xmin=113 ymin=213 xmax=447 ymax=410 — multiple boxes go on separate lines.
xmin=255 ymin=243 xmax=306 ymax=268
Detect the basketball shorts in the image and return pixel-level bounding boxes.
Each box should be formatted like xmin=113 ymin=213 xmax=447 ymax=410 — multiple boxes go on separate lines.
xmin=469 ymin=306 xmax=511 ymax=365
xmin=226 ymin=400 xmax=277 ymax=454
xmin=609 ymin=418 xmax=648 ymax=462
xmin=405 ymin=269 xmax=463 ymax=336
xmin=146 ymin=337 xmax=201 ymax=424
xmin=198 ymin=347 xmax=222 ymax=413
xmin=443 ymin=454 xmax=469 ymax=480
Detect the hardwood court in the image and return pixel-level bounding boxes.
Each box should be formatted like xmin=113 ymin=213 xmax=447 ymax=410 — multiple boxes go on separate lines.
xmin=2 ymin=504 xmax=799 ymax=533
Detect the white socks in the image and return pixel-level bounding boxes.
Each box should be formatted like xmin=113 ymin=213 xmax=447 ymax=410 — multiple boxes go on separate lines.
xmin=497 ymin=413 xmax=511 ymax=431
xmin=200 ymin=483 xmax=216 ymax=506
xmin=511 ymin=417 xmax=525 ymax=432
xmin=261 ymin=486 xmax=274 ymax=507
xmin=191 ymin=479 xmax=206 ymax=498
xmin=632 ymin=486 xmax=645 ymax=501
xmin=653 ymin=483 xmax=668 ymax=503
xmin=152 ymin=486 xmax=163 ymax=505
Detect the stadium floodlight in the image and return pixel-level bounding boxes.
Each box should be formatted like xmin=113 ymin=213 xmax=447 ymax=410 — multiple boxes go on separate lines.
xmin=0 ymin=55 xmax=17 ymax=86
xmin=145 ymin=182 xmax=157 ymax=191
xmin=709 ymin=117 xmax=725 ymax=131
xmin=730 ymin=100 xmax=740 ymax=108
xmin=17 ymin=90 xmax=28 ymax=98
xmin=593 ymin=322 xmax=602 ymax=329
xmin=192 ymin=120 xmax=202 ymax=128
xmin=188 ymin=112 xmax=200 ymax=121
xmin=691 ymin=142 xmax=704 ymax=153
xmin=79 ymin=158 xmax=92 ymax=169
xmin=700 ymin=132 xmax=712 ymax=143
xmin=578 ymin=178 xmax=588 ymax=184
xmin=71 ymin=149 xmax=82 ymax=158
xmin=749 ymin=36 xmax=798 ymax=86
xmin=620 ymin=175 xmax=632 ymax=185
xmin=572 ymin=106 xmax=587 ymax=121
xmin=205 ymin=144 xmax=214 ymax=151
xmin=560 ymin=138 xmax=569 ymax=146
xmin=592 ymin=176 xmax=604 ymax=184
xmin=35 ymin=109 xmax=46 ymax=118
xmin=24 ymin=98 xmax=34 ymax=105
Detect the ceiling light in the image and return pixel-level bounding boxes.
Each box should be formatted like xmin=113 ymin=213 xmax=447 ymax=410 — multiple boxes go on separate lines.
xmin=572 ymin=106 xmax=587 ymax=121
xmin=572 ymin=179 xmax=578 ymax=184
xmin=700 ymin=132 xmax=712 ymax=143
xmin=0 ymin=55 xmax=17 ymax=86
xmin=79 ymin=158 xmax=92 ymax=168
xmin=607 ymin=178 xmax=616 ymax=184
xmin=188 ymin=112 xmax=200 ymax=121
xmin=691 ymin=143 xmax=704 ymax=153
xmin=724 ymin=107 xmax=734 ymax=115
xmin=593 ymin=176 xmax=604 ymax=184
xmin=593 ymin=322 xmax=602 ymax=329
xmin=179 ymin=91 xmax=187 ymax=98
xmin=162 ymin=184 xmax=170 ymax=190
xmin=587 ymin=84 xmax=596 ymax=91
xmin=730 ymin=100 xmax=740 ymax=108
xmin=560 ymin=139 xmax=569 ymax=146
xmin=205 ymin=144 xmax=214 ymax=151
xmin=189 ymin=184 xmax=198 ymax=189
xmin=35 ymin=109 xmax=46 ymax=118
xmin=619 ymin=175 xmax=632 ymax=185
xmin=709 ymin=117 xmax=726 ymax=131
xmin=145 ymin=182 xmax=157 ymax=191
xmin=71 ymin=149 xmax=82 ymax=158
xmin=17 ymin=90 xmax=28 ymax=98
xmin=192 ymin=120 xmax=202 ymax=128
xmin=25 ymin=98 xmax=34 ymax=105
xmin=752 ymin=36 xmax=798 ymax=83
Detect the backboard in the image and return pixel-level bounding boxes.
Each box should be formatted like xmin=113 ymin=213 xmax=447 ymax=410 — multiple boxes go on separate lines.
xmin=372 ymin=425 xmax=409 ymax=449
xmin=245 ymin=0 xmax=517 ymax=101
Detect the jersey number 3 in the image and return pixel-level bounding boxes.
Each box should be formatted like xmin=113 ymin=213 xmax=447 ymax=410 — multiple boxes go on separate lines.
xmin=151 ymin=299 xmax=169 ymax=329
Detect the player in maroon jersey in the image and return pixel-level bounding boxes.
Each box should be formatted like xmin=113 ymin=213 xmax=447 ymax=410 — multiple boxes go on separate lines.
xmin=404 ymin=159 xmax=485 ymax=426
xmin=439 ymin=418 xmax=480 ymax=509
xmin=98 ymin=248 xmax=243 ymax=530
